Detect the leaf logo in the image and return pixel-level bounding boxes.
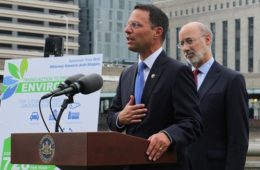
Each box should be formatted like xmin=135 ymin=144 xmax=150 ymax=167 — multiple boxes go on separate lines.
xmin=1 ymin=59 xmax=28 ymax=100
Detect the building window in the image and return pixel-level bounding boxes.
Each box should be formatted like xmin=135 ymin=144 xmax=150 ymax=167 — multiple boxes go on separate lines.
xmin=109 ymin=10 xmax=112 ymax=20
xmin=117 ymin=23 xmax=123 ymax=32
xmin=246 ymin=0 xmax=249 ymax=5
xmin=110 ymin=0 xmax=113 ymax=8
xmin=233 ymin=1 xmax=236 ymax=7
xmin=18 ymin=5 xmax=43 ymax=13
xmin=248 ymin=17 xmax=254 ymax=72
xmin=186 ymin=9 xmax=189 ymax=15
xmin=128 ymin=1 xmax=132 ymax=10
xmin=222 ymin=21 xmax=228 ymax=66
xmin=89 ymin=44 xmax=92 ymax=54
xmin=202 ymin=6 xmax=205 ymax=12
xmin=215 ymin=4 xmax=218 ymax=10
xmin=191 ymin=8 xmax=194 ymax=14
xmin=252 ymin=0 xmax=255 ymax=3
xmin=109 ymin=22 xmax=112 ymax=31
xmin=98 ymin=31 xmax=101 ymax=41
xmin=97 ymin=8 xmax=100 ymax=18
xmin=210 ymin=22 xmax=216 ymax=58
xmin=86 ymin=9 xmax=89 ymax=18
xmin=235 ymin=19 xmax=241 ymax=71
xmin=0 ymin=16 xmax=12 ymax=22
xmin=119 ymin=0 xmax=125 ymax=9
xmin=239 ymin=0 xmax=242 ymax=6
xmin=89 ymin=32 xmax=92 ymax=41
xmin=0 ymin=43 xmax=11 ymax=48
xmin=0 ymin=3 xmax=12 ymax=9
xmin=0 ymin=30 xmax=11 ymax=35
xmin=226 ymin=2 xmax=230 ymax=8
xmin=86 ymin=20 xmax=89 ymax=30
xmin=117 ymin=11 xmax=123 ymax=20
xmin=180 ymin=10 xmax=183 ymax=16
xmin=97 ymin=20 xmax=102 ymax=30
xmin=197 ymin=7 xmax=200 ymax=13
xmin=105 ymin=44 xmax=111 ymax=60
xmin=220 ymin=3 xmax=223 ymax=9
xmin=175 ymin=11 xmax=178 ymax=16
xmin=117 ymin=34 xmax=120 ymax=43
xmin=176 ymin=27 xmax=181 ymax=60
xmin=208 ymin=5 xmax=211 ymax=11
xmin=105 ymin=32 xmax=111 ymax=42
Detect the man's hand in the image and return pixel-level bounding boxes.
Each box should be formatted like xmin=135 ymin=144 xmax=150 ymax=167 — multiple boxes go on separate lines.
xmin=146 ymin=132 xmax=171 ymax=161
xmin=118 ymin=95 xmax=147 ymax=125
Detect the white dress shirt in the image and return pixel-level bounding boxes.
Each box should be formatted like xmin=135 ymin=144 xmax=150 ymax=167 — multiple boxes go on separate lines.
xmin=192 ymin=57 xmax=214 ymax=90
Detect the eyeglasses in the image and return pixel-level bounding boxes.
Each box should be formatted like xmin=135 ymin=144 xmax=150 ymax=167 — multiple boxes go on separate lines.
xmin=177 ymin=35 xmax=205 ymax=49
xmin=125 ymin=22 xmax=143 ymax=30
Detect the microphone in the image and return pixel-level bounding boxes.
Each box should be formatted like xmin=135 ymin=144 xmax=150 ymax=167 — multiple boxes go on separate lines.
xmin=53 ymin=73 xmax=103 ymax=97
xmin=41 ymin=73 xmax=84 ymax=99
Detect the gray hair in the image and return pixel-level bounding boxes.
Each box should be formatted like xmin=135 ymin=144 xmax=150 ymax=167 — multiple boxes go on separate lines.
xmin=199 ymin=23 xmax=213 ymax=40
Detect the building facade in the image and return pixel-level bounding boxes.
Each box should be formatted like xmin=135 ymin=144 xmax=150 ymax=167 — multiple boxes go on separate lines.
xmin=78 ymin=0 xmax=151 ymax=64
xmin=0 ymin=0 xmax=80 ymax=62
xmin=155 ymin=0 xmax=260 ymax=74
xmin=154 ymin=0 xmax=260 ymax=118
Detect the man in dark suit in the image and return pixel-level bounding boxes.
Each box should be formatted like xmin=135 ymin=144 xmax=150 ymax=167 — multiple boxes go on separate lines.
xmin=178 ymin=22 xmax=249 ymax=170
xmin=106 ymin=4 xmax=202 ymax=170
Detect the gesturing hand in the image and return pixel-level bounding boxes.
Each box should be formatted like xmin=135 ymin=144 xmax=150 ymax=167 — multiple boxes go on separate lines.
xmin=118 ymin=95 xmax=147 ymax=125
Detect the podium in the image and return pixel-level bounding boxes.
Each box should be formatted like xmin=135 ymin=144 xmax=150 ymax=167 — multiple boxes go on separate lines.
xmin=11 ymin=132 xmax=177 ymax=170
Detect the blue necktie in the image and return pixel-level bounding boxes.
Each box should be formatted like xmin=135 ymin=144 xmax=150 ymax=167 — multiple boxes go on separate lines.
xmin=135 ymin=62 xmax=146 ymax=104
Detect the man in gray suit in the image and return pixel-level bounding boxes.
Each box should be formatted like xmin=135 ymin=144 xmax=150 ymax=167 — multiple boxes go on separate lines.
xmin=178 ymin=22 xmax=249 ymax=170
xmin=106 ymin=4 xmax=202 ymax=170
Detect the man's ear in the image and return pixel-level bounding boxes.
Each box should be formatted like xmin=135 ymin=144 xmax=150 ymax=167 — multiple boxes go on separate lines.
xmin=153 ymin=26 xmax=163 ymax=39
xmin=205 ymin=34 xmax=212 ymax=46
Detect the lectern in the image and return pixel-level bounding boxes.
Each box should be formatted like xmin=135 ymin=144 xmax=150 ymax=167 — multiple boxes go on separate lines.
xmin=11 ymin=132 xmax=176 ymax=170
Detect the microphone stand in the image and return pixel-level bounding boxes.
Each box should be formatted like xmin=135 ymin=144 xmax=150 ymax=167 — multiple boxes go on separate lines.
xmin=55 ymin=93 xmax=74 ymax=132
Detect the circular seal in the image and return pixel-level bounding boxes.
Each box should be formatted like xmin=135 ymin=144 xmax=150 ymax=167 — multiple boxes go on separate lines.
xmin=39 ymin=134 xmax=55 ymax=163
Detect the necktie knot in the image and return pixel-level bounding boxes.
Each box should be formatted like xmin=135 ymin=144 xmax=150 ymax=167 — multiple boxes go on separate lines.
xmin=138 ymin=62 xmax=146 ymax=73
xmin=193 ymin=69 xmax=199 ymax=77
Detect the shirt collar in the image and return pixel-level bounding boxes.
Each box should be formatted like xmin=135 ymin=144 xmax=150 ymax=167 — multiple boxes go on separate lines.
xmin=138 ymin=47 xmax=163 ymax=69
xmin=193 ymin=57 xmax=214 ymax=74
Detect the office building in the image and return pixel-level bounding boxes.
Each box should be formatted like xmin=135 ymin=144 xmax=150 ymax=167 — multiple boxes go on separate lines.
xmin=78 ymin=0 xmax=151 ymax=64
xmin=154 ymin=0 xmax=260 ymax=117
xmin=0 ymin=0 xmax=80 ymax=62
xmin=154 ymin=0 xmax=260 ymax=73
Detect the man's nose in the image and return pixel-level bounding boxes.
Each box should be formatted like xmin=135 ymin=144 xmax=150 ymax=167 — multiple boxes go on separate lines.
xmin=124 ymin=26 xmax=132 ymax=33
xmin=181 ymin=43 xmax=191 ymax=51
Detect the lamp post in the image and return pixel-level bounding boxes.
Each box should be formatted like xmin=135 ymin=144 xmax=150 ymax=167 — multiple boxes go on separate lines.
xmin=60 ymin=15 xmax=68 ymax=56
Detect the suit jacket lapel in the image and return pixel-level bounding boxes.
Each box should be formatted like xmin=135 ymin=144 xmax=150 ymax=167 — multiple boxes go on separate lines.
xmin=126 ymin=63 xmax=139 ymax=134
xmin=130 ymin=63 xmax=138 ymax=96
xmin=198 ymin=61 xmax=222 ymax=100
xmin=142 ymin=51 xmax=168 ymax=105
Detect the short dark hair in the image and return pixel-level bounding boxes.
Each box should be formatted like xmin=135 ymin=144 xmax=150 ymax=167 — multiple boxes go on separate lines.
xmin=134 ymin=4 xmax=169 ymax=42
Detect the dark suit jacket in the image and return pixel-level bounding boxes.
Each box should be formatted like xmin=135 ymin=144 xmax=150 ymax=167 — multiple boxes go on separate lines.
xmin=188 ymin=61 xmax=249 ymax=170
xmin=106 ymin=51 xmax=203 ymax=170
